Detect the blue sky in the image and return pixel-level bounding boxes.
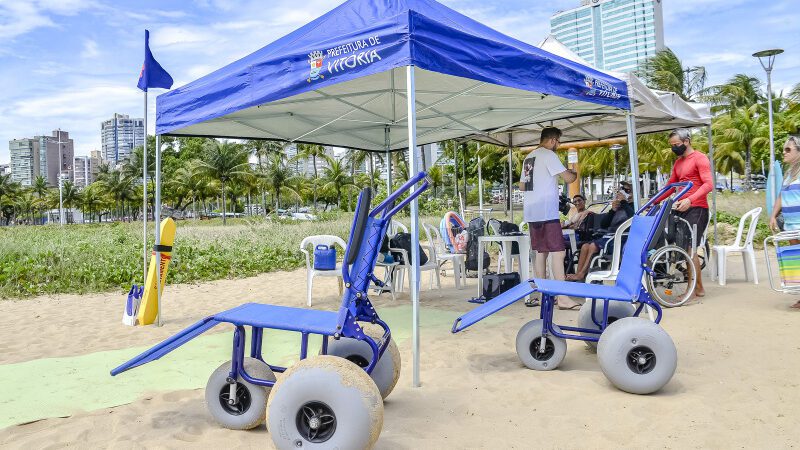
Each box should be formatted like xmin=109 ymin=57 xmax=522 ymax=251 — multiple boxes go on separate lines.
xmin=1 ymin=0 xmax=798 ymax=163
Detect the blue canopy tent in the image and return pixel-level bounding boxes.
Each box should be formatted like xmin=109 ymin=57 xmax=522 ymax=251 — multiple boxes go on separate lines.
xmin=152 ymin=0 xmax=630 ymax=387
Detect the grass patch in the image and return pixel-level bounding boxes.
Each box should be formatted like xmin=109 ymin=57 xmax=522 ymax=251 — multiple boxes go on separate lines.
xmin=0 ymin=213 xmax=444 ymax=299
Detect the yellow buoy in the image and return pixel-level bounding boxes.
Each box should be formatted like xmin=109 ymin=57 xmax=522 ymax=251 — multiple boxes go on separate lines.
xmin=137 ymin=218 xmax=176 ymax=326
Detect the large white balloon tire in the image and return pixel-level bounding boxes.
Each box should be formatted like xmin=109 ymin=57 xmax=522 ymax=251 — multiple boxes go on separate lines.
xmin=597 ymin=317 xmax=677 ymax=395
xmin=267 ymin=355 xmax=384 ymax=450
xmin=577 ymin=300 xmax=636 ymax=350
xmin=324 ymin=324 xmax=401 ymax=399
xmin=205 ymin=357 xmax=275 ymax=430
xmin=515 ymin=319 xmax=567 ymax=371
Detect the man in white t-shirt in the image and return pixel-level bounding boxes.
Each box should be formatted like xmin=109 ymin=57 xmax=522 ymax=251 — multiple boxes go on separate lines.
xmin=519 ymin=127 xmax=579 ymax=309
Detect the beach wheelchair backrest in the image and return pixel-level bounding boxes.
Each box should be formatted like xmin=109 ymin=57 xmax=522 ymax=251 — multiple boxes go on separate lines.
xmin=614 ymin=182 xmax=694 ymax=298
xmin=338 ymin=172 xmax=430 ymax=327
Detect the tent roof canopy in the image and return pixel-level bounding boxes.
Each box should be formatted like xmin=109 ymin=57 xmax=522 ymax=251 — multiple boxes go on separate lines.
xmin=468 ymin=36 xmax=712 ymax=148
xmin=156 ymin=0 xmax=630 ymax=152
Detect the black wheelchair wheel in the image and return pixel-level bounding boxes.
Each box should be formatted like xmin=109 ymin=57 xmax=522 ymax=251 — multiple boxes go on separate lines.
xmin=645 ymin=245 xmax=696 ymax=308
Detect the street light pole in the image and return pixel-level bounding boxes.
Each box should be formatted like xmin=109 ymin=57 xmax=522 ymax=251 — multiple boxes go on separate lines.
xmin=753 ymin=49 xmax=783 ymax=170
xmin=57 ymin=128 xmax=64 ymax=226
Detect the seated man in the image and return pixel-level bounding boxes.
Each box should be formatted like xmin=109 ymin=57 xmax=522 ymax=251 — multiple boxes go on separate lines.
xmin=566 ymin=182 xmax=635 ymax=281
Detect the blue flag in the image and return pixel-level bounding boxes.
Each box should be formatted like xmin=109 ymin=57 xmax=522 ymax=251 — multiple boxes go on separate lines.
xmin=137 ymin=30 xmax=173 ymax=92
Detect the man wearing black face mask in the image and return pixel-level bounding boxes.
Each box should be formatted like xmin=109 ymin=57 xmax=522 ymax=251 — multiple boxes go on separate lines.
xmin=653 ymin=128 xmax=713 ymax=297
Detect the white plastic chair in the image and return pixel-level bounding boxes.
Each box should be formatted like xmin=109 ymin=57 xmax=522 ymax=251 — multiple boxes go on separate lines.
xmin=390 ymin=225 xmax=441 ymax=293
xmin=299 ymin=235 xmax=347 ymax=306
xmin=424 ymin=223 xmax=466 ymax=289
xmin=390 ymin=220 xmax=407 ymax=236
xmin=487 ymin=219 xmax=520 ymax=273
xmin=585 ymin=217 xmax=633 ymax=286
xmin=712 ymin=207 xmax=762 ymax=286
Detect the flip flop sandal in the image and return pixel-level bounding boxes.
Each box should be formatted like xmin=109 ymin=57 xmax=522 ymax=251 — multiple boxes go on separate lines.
xmin=524 ymin=298 xmax=540 ymax=307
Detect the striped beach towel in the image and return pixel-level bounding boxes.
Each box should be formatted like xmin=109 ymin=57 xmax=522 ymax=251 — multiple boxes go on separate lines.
xmin=776 ymin=243 xmax=800 ymax=287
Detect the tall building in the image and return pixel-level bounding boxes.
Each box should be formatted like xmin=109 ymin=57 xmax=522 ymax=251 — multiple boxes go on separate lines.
xmin=9 ymin=138 xmax=40 ymax=186
xmin=0 ymin=163 xmax=10 ymax=176
xmin=101 ymin=113 xmax=144 ymax=166
xmin=73 ymin=154 xmax=101 ymax=188
xmin=90 ymin=149 xmax=103 ymax=162
xmin=35 ymin=130 xmax=74 ymax=187
xmin=550 ymin=0 xmax=664 ymax=73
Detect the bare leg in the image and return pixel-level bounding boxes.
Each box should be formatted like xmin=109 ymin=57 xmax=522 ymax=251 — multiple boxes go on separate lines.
xmin=570 ymin=243 xmax=599 ymax=280
xmin=551 ymin=251 xmax=579 ymax=308
xmin=566 ymin=243 xmax=591 ymax=280
xmin=535 ymin=251 xmax=549 ymax=279
xmin=692 ymin=254 xmax=705 ymax=297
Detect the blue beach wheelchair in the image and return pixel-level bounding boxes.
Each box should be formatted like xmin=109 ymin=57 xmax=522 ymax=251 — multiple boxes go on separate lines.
xmin=452 ymin=183 xmax=692 ymax=395
xmin=112 ymin=172 xmax=430 ymax=449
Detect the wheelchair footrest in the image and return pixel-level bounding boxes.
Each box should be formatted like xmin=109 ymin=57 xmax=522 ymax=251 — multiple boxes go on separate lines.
xmin=452 ymin=282 xmax=536 ymax=333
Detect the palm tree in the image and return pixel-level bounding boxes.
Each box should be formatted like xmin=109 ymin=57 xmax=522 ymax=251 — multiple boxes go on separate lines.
xmin=712 ymin=145 xmax=745 ymax=190
xmin=198 ymin=140 xmax=251 ymax=225
xmin=32 ymin=175 xmax=48 ymax=224
xmin=294 ymin=144 xmax=329 ymax=210
xmin=264 ymin=152 xmax=299 ymax=210
xmin=428 ymin=165 xmax=444 ymax=197
xmin=702 ymin=74 xmax=763 ymax=115
xmin=0 ymin=175 xmax=21 ymax=225
xmin=321 ymin=159 xmax=356 ymax=209
xmin=344 ymin=149 xmax=374 ymax=191
xmin=168 ymin=161 xmax=207 ymax=213
xmin=247 ymin=140 xmax=285 ymax=168
xmin=14 ymin=191 xmax=36 ymax=224
xmin=100 ymin=170 xmax=134 ymax=220
xmin=637 ymin=48 xmax=706 ymax=101
xmin=54 ymin=181 xmax=81 ymax=224
xmin=82 ymin=183 xmax=108 ymax=222
xmin=714 ymin=104 xmax=765 ymax=190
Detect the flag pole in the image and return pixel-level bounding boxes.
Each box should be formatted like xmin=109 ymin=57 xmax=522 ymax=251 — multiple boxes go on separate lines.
xmin=142 ymin=89 xmax=148 ymax=287
xmin=155 ymin=134 xmax=162 ymax=327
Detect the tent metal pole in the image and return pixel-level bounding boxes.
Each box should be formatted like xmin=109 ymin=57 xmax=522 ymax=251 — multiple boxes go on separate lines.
xmin=155 ymin=134 xmax=162 ymax=327
xmin=385 ymin=126 xmax=391 ymax=193
xmin=508 ymin=146 xmax=513 ymax=223
xmin=142 ymin=92 xmax=148 ymax=285
xmin=708 ymin=123 xmax=717 ymax=245
xmin=406 ymin=65 xmax=421 ymax=388
xmin=477 ymin=145 xmax=483 ymax=217
xmin=624 ymin=112 xmax=641 ymax=209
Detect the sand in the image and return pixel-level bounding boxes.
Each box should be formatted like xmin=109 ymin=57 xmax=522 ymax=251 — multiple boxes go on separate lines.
xmin=1 ymin=258 xmax=799 ymax=449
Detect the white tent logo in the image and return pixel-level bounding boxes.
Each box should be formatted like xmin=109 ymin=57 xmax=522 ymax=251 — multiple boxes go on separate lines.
xmin=583 ymin=74 xmax=621 ymax=99
xmin=308 ymin=50 xmax=325 ymax=82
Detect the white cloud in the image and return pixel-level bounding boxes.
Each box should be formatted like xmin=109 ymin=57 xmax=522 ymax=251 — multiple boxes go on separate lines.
xmin=0 ymin=2 xmax=55 ymax=39
xmin=0 ymin=0 xmax=100 ymax=39
xmin=81 ymin=39 xmax=99 ymax=59
xmin=693 ymin=51 xmax=750 ymax=65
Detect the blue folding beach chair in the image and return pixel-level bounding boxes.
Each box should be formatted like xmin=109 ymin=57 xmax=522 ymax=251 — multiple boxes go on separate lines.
xmin=112 ymin=172 xmax=430 ymax=449
xmin=452 ymin=182 xmax=693 ymax=395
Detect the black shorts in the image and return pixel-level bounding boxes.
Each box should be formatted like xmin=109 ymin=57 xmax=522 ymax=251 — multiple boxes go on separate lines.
xmin=672 ymin=207 xmax=709 ymax=250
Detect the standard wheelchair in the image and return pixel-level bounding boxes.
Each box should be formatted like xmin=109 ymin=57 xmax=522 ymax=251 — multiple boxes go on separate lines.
xmin=452 ymin=182 xmax=693 ymax=395
xmin=111 ymin=172 xmax=430 ymax=449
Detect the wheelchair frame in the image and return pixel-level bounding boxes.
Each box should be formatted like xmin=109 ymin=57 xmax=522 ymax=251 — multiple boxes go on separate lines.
xmin=112 ymin=172 xmax=430 ymax=389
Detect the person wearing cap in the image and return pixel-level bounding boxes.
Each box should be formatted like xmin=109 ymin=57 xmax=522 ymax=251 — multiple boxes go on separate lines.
xmin=567 ymin=181 xmax=634 ymax=281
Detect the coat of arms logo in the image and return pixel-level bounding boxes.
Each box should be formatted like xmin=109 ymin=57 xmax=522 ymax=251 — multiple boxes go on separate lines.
xmin=308 ymin=50 xmax=324 ymax=82
xmin=584 ymin=75 xmax=595 ymax=90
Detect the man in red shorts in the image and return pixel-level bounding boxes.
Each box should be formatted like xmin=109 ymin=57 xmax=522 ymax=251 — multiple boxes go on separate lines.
xmin=654 ymin=128 xmax=713 ymax=297
xmin=519 ymin=127 xmax=578 ymax=308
